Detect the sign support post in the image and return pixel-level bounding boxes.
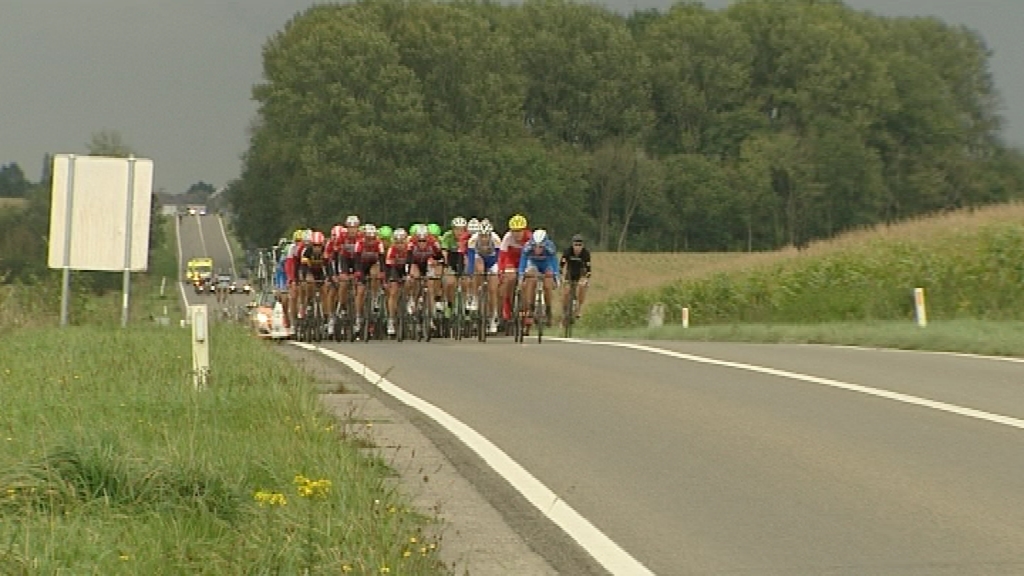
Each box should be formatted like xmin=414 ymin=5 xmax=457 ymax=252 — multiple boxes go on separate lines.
xmin=59 ymin=155 xmax=77 ymax=328
xmin=121 ymin=155 xmax=137 ymax=328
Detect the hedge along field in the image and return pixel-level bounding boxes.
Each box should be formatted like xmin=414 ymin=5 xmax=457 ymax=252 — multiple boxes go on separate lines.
xmin=583 ymin=203 xmax=1024 ymax=330
xmin=0 ymin=324 xmax=447 ymax=575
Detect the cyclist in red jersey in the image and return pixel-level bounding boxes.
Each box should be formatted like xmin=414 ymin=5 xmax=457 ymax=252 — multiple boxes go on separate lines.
xmin=299 ymin=231 xmax=329 ymax=323
xmin=331 ymin=215 xmax=363 ymax=327
xmin=324 ymin=224 xmax=344 ymax=334
xmin=384 ymin=227 xmax=411 ymax=336
xmin=498 ymin=214 xmax=531 ymax=321
xmin=351 ymin=224 xmax=385 ymax=334
xmin=288 ymin=229 xmax=309 ymax=321
xmin=408 ymin=224 xmax=444 ymax=329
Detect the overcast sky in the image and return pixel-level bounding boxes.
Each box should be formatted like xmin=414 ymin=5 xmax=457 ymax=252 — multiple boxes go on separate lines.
xmin=1 ymin=0 xmax=1021 ymax=194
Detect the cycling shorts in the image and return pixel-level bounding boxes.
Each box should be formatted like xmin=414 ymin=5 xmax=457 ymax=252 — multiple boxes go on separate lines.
xmin=446 ymin=252 xmax=467 ymax=276
xmin=299 ymin=265 xmax=326 ymax=283
xmin=386 ymin=263 xmax=408 ymax=283
xmin=523 ymin=259 xmax=554 ymax=276
xmin=410 ymin=260 xmax=434 ymax=278
xmin=354 ymin=260 xmax=379 ymax=285
xmin=475 ymin=253 xmax=498 ymax=274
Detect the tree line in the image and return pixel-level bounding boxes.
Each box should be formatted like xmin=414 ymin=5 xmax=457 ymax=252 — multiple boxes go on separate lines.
xmin=227 ymin=0 xmax=1024 ymax=252
xmin=0 ymin=131 xmax=167 ymax=288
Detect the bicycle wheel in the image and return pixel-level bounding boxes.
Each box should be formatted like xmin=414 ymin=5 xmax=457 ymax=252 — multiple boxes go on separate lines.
xmin=360 ymin=284 xmax=371 ymax=343
xmin=512 ymin=285 xmax=523 ymax=343
xmin=564 ymin=281 xmax=577 ymax=338
xmin=452 ymin=285 xmax=464 ymax=341
xmin=313 ymin=294 xmax=324 ymax=343
xmin=422 ymin=288 xmax=433 ymax=342
xmin=396 ymin=288 xmax=406 ymax=343
xmin=477 ymin=279 xmax=488 ymax=343
xmin=536 ymin=288 xmax=545 ymax=344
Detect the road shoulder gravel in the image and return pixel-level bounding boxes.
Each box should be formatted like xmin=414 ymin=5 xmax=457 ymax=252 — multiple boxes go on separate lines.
xmin=274 ymin=344 xmax=602 ymax=576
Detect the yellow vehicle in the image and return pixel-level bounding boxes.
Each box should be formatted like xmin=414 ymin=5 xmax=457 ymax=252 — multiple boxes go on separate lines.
xmin=186 ymin=258 xmax=214 ymax=283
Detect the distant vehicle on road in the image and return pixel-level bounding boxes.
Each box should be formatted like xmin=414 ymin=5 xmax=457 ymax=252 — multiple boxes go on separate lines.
xmin=186 ymin=257 xmax=214 ymax=283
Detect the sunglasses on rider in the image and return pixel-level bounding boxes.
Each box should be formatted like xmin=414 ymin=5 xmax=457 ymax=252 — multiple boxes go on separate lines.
xmin=573 ymin=241 xmax=583 ymax=246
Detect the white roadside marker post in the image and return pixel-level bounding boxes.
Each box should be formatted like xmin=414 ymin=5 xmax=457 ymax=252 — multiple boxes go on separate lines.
xmin=681 ymin=306 xmax=690 ymax=328
xmin=190 ymin=304 xmax=210 ymax=389
xmin=914 ymin=287 xmax=927 ymax=327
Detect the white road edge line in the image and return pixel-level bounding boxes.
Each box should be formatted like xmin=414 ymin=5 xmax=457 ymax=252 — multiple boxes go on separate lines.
xmin=175 ymin=215 xmax=190 ymax=308
xmin=795 ymin=342 xmax=1024 ymax=364
xmin=195 ymin=213 xmax=208 ymax=257
xmin=552 ymin=338 xmax=1024 ymax=431
xmin=217 ymin=214 xmax=238 ymax=278
xmin=291 ymin=341 xmax=657 ymax=576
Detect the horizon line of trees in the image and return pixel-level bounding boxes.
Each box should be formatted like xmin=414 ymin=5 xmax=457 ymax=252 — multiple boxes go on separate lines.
xmin=219 ymin=0 xmax=1018 ymax=251
xmin=0 ymin=131 xmax=170 ymax=287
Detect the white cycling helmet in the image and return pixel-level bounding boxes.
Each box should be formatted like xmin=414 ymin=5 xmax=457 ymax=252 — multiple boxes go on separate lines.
xmin=345 ymin=215 xmax=360 ymax=228
xmin=532 ymin=229 xmax=547 ymax=243
xmin=363 ymin=223 xmax=378 ymax=237
xmin=467 ymin=218 xmax=481 ymax=234
xmin=480 ymin=219 xmax=493 ymax=234
xmin=452 ymin=216 xmax=467 ymax=228
xmin=393 ymin=227 xmax=408 ymax=241
xmin=302 ymin=229 xmax=313 ymax=243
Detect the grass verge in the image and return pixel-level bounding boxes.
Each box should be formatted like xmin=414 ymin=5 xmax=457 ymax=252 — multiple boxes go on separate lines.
xmin=0 ymin=324 xmax=448 ymax=575
xmin=578 ymin=319 xmax=1024 ymax=357
xmin=584 ymin=203 xmax=1024 ymax=331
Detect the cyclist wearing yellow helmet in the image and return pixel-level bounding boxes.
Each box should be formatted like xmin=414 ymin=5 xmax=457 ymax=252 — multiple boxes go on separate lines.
xmin=498 ymin=214 xmax=532 ymax=325
xmin=284 ymin=228 xmax=306 ymax=330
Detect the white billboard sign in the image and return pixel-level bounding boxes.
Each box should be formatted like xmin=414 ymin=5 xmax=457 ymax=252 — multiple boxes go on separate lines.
xmin=48 ymin=154 xmax=154 ymax=272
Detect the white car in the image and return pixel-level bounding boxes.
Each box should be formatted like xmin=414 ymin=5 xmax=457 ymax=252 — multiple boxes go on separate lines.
xmin=198 ymin=207 xmax=207 ymax=216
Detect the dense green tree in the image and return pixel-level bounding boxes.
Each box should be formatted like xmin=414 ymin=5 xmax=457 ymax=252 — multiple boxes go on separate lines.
xmin=228 ymin=0 xmax=1024 ymax=252
xmin=0 ymin=163 xmax=31 ymax=198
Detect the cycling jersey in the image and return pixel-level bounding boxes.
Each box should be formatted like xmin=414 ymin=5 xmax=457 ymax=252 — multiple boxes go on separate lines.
xmin=498 ymin=229 xmax=531 ymax=273
xmin=467 ymin=232 xmax=502 ymax=273
xmin=518 ymin=237 xmax=560 ymax=278
xmin=352 ymin=238 xmax=385 ymax=283
xmin=408 ymin=236 xmax=442 ymax=276
xmin=331 ymin=229 xmax=363 ymax=275
xmin=440 ymin=229 xmax=470 ymax=274
xmin=561 ymin=246 xmax=592 ymax=281
xmin=300 ymin=244 xmax=327 ymax=281
xmin=385 ymin=243 xmax=411 ymax=282
xmin=285 ymin=240 xmax=304 ymax=284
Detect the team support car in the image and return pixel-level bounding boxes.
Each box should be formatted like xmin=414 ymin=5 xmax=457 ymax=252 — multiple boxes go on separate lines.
xmin=230 ymin=277 xmax=253 ymax=295
xmin=248 ymin=291 xmax=290 ymax=340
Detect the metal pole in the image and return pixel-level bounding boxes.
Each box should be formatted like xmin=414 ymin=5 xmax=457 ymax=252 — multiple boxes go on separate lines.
xmin=121 ymin=155 xmax=137 ymax=327
xmin=59 ymin=155 xmax=77 ymax=327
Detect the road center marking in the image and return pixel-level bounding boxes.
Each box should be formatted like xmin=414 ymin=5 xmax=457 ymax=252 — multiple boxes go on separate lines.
xmin=554 ymin=338 xmax=1024 ymax=431
xmin=292 ymin=342 xmax=656 ymax=576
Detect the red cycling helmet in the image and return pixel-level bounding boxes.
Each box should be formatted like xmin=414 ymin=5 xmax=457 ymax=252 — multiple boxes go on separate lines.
xmin=310 ymin=231 xmax=325 ymax=245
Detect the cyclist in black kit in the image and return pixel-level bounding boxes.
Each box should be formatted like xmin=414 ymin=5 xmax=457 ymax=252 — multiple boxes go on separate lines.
xmin=559 ymin=233 xmax=591 ymax=320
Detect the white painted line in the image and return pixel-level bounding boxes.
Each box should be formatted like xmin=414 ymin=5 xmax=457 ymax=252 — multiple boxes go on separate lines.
xmin=217 ymin=214 xmax=238 ymax=278
xmin=795 ymin=342 xmax=1024 ymax=364
xmin=175 ymin=215 xmax=190 ymax=308
xmin=291 ymin=341 xmax=656 ymax=576
xmin=195 ymin=213 xmax=207 ymax=256
xmin=553 ymin=338 xmax=1024 ymax=431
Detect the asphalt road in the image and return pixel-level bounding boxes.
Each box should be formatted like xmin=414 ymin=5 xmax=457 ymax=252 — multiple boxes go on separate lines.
xmin=175 ymin=213 xmax=250 ymax=309
xmin=307 ymin=337 xmax=1024 ymax=575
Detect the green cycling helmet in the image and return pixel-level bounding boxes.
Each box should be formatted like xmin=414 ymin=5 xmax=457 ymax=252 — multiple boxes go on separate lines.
xmin=427 ymin=223 xmax=442 ymax=237
xmin=378 ymin=225 xmax=393 ymax=240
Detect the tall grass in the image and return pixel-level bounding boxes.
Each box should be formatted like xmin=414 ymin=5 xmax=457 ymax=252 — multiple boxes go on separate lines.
xmin=0 ymin=324 xmax=448 ymax=575
xmin=584 ymin=203 xmax=1024 ymax=330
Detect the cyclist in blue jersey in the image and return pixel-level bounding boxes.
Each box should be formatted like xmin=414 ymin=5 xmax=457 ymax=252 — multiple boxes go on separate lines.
xmin=518 ymin=228 xmax=559 ymax=324
xmin=466 ymin=218 xmax=502 ymax=334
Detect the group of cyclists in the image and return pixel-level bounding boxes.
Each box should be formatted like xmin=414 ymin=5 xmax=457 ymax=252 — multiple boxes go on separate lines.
xmin=268 ymin=214 xmax=593 ymax=340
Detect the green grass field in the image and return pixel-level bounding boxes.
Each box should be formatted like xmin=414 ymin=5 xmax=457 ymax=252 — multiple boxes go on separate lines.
xmin=580 ymin=202 xmax=1024 ymax=356
xmin=0 ymin=324 xmax=447 ymax=575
